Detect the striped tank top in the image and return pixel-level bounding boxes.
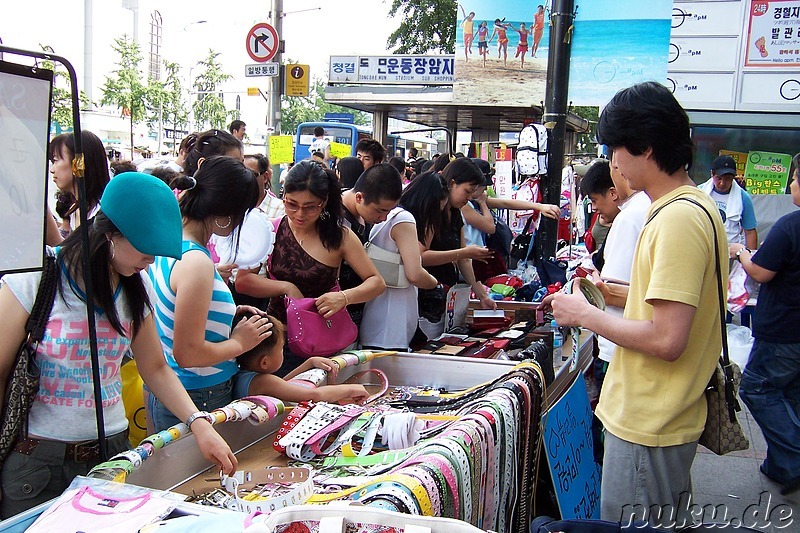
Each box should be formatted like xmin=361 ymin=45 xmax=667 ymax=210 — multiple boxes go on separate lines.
xmin=149 ymin=240 xmax=238 ymax=390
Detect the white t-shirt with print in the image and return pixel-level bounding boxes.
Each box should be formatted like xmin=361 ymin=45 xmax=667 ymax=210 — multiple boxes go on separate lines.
xmin=1 ymin=253 xmax=152 ymax=440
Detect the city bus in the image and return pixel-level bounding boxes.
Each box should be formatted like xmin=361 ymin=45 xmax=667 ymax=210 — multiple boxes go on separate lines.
xmin=294 ymin=122 xmax=438 ymax=164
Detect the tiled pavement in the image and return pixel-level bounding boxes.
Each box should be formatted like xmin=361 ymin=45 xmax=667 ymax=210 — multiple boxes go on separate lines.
xmin=691 ymin=403 xmax=799 ymax=531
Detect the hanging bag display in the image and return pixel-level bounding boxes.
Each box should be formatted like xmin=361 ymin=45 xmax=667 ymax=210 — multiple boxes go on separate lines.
xmin=285 ymin=286 xmax=358 ymax=358
xmin=0 ymin=252 xmax=58 ymax=463
xmin=645 ymin=197 xmax=748 ymax=456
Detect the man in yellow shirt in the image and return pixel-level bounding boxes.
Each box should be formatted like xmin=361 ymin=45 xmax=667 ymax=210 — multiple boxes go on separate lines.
xmin=552 ymin=82 xmax=726 ymax=529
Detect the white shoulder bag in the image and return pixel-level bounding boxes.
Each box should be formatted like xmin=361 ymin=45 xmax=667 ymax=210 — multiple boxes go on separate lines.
xmin=365 ymin=211 xmax=410 ymax=289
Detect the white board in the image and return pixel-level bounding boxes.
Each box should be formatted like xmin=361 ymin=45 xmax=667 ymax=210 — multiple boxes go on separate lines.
xmin=0 ymin=61 xmax=53 ymax=273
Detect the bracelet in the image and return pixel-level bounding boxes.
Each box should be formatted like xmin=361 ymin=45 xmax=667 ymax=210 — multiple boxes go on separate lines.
xmin=186 ymin=410 xmax=214 ymax=428
xmin=342 ymin=290 xmax=349 ymax=307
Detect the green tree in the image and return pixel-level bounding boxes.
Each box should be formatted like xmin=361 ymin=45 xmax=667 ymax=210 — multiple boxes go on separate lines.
xmin=192 ymin=50 xmax=232 ymax=130
xmin=100 ymin=35 xmax=148 ymax=154
xmin=144 ymin=60 xmax=189 ymax=154
xmin=387 ymin=0 xmax=457 ymax=54
xmin=40 ymin=44 xmax=91 ymax=131
xmin=570 ymin=106 xmax=599 ymax=155
xmin=280 ymin=78 xmax=369 ymax=135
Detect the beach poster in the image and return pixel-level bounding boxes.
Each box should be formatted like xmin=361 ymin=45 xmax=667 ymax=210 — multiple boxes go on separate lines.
xmin=453 ymin=0 xmax=672 ymax=108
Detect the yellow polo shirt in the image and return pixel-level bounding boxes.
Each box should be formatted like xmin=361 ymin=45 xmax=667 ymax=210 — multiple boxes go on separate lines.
xmin=596 ymin=186 xmax=726 ymax=447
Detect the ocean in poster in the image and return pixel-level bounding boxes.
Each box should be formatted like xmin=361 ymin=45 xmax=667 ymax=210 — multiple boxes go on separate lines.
xmin=456 ymin=18 xmax=670 ymax=106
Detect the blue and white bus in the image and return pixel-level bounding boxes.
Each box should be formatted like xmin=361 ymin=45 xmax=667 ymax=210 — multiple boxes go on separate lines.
xmin=294 ymin=122 xmax=372 ymax=163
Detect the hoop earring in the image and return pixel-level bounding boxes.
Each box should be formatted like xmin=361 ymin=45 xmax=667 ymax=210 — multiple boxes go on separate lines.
xmin=319 ymin=210 xmax=329 ymax=221
xmin=215 ymin=216 xmax=232 ymax=229
xmin=108 ymin=239 xmax=116 ymax=260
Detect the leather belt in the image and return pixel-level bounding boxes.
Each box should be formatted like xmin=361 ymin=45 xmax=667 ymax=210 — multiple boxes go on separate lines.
xmin=14 ymin=432 xmax=127 ymax=463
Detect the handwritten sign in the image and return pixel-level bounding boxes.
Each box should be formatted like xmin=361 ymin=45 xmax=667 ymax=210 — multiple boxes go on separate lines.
xmin=744 ymin=150 xmax=792 ymax=194
xmin=329 ymin=141 xmax=351 ymax=160
xmin=268 ymin=135 xmax=294 ymax=164
xmin=543 ymin=374 xmax=601 ymax=520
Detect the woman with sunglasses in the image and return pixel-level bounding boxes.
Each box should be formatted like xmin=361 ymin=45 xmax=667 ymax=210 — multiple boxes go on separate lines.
xmin=239 ymin=161 xmax=386 ymax=376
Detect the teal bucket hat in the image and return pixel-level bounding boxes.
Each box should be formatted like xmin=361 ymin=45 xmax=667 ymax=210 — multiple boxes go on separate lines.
xmin=100 ymin=172 xmax=182 ymax=259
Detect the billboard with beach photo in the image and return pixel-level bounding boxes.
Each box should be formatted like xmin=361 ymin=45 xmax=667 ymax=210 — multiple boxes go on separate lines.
xmin=453 ymin=0 xmax=672 ymax=107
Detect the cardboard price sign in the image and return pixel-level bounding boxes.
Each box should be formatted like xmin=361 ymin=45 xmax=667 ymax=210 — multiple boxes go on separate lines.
xmin=269 ymin=135 xmax=294 ymax=164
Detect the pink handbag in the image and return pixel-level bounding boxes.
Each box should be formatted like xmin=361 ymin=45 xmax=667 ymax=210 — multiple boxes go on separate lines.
xmin=284 ymin=294 xmax=358 ymax=358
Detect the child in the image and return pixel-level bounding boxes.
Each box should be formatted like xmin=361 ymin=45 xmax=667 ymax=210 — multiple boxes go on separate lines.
xmin=234 ymin=313 xmax=370 ymax=404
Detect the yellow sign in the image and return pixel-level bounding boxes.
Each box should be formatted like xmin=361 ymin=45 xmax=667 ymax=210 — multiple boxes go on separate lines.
xmin=269 ymin=135 xmax=294 ymax=164
xmin=285 ymin=64 xmax=310 ymax=97
xmin=719 ymin=150 xmax=748 ymax=176
xmin=247 ymin=87 xmax=260 ymax=96
xmin=329 ymin=141 xmax=351 ymax=159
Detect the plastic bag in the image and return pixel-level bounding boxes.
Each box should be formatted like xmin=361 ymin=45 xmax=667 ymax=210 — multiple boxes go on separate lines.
xmin=727 ymin=262 xmax=749 ymax=313
xmin=727 ymin=324 xmax=754 ymax=369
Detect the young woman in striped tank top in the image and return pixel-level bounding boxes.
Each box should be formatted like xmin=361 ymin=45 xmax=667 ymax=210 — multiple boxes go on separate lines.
xmin=147 ymin=156 xmax=271 ymax=431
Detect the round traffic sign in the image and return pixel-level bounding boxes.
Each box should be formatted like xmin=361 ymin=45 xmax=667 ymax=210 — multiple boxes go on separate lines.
xmin=246 ymin=23 xmax=279 ymax=63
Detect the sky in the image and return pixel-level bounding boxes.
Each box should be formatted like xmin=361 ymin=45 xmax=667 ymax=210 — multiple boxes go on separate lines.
xmin=0 ymin=0 xmax=403 ymax=137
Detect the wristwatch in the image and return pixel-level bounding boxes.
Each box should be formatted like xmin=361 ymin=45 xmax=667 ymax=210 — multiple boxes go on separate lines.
xmin=735 ymin=247 xmax=752 ymax=262
xmin=186 ymin=411 xmax=214 ymax=428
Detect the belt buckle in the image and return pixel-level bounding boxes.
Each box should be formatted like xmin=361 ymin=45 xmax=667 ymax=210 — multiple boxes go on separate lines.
xmin=71 ymin=441 xmax=100 ymax=462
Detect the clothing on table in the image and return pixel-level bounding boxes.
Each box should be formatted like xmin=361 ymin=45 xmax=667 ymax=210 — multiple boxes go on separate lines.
xmin=740 ymin=209 xmax=800 ymax=486
xmin=596 ymin=191 xmax=651 ymax=363
xmin=360 ymin=207 xmax=419 ymax=350
xmin=25 ymin=485 xmax=175 ymax=533
xmin=698 ymin=179 xmax=756 ymax=246
xmin=339 ymin=207 xmax=371 ymax=326
xmin=149 ymin=240 xmax=238 ymax=392
xmin=596 ymin=186 xmax=724 ymax=447
xmin=267 ymin=217 xmax=340 ymax=376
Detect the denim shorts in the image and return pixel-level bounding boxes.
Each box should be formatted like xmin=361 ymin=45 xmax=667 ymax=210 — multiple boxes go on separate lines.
xmin=147 ymin=378 xmax=233 ymax=432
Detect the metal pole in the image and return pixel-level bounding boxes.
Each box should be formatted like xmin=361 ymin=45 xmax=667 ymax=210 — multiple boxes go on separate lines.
xmin=536 ymin=0 xmax=576 ymax=261
xmin=268 ymin=0 xmax=284 ymax=195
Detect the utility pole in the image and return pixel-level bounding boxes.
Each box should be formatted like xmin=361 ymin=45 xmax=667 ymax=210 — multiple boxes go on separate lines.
xmin=268 ymin=0 xmax=284 ymax=194
xmin=536 ymin=0 xmax=576 ymax=260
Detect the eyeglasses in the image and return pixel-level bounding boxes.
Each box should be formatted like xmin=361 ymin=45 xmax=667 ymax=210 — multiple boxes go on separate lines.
xmin=283 ymin=199 xmax=324 ymax=214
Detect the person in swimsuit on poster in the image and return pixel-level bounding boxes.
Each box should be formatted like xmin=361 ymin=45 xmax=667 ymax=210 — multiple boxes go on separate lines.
xmin=490 ymin=18 xmax=511 ymax=67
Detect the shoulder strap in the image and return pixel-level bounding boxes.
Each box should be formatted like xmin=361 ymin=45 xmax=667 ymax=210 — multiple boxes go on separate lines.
xmin=646 ymin=196 xmax=740 ymax=421
xmin=366 ymin=210 xmax=401 ymax=246
xmin=25 ymin=251 xmax=59 ymax=344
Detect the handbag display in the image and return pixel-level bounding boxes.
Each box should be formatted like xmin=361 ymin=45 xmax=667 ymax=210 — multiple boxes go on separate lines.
xmin=365 ymin=211 xmax=410 ymax=289
xmin=285 ymin=290 xmax=358 ymax=358
xmin=0 ymin=252 xmax=58 ymax=463
xmin=646 ymin=197 xmax=748 ymax=455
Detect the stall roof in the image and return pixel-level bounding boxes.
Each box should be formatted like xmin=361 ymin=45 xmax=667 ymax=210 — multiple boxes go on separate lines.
xmin=324 ymin=85 xmax=590 ymax=134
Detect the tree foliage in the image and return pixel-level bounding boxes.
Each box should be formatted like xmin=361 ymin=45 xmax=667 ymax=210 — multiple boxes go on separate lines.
xmin=387 ymin=0 xmax=457 ymax=54
xmin=192 ymin=50 xmax=233 ymax=130
xmin=144 ymin=60 xmax=189 ymax=153
xmin=40 ymin=45 xmax=91 ymax=131
xmin=280 ymin=77 xmax=370 ymax=135
xmin=570 ymin=106 xmax=599 ymax=155
xmin=100 ymin=35 xmax=148 ymax=151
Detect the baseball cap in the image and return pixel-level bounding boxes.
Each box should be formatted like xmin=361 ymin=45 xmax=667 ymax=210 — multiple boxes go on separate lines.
xmin=100 ymin=172 xmax=183 ymax=259
xmin=711 ymin=155 xmax=737 ymax=176
xmin=470 ymin=158 xmax=495 ymax=186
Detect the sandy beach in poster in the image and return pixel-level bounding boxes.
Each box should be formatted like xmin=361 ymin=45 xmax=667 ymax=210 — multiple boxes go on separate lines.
xmin=453 ymin=56 xmax=548 ymax=107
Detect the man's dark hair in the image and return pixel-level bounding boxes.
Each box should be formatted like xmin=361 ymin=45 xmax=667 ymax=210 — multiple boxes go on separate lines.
xmin=580 ymin=160 xmax=614 ymax=197
xmin=228 ymin=119 xmax=246 ymax=134
xmin=314 ymin=126 xmax=325 ymax=137
xmin=355 ymin=139 xmax=387 ymax=164
xmin=408 ymin=147 xmax=418 ymax=159
xmin=353 ymin=163 xmax=403 ymax=204
xmin=597 ymin=81 xmax=693 ymax=174
xmin=387 ymin=156 xmax=406 ymax=176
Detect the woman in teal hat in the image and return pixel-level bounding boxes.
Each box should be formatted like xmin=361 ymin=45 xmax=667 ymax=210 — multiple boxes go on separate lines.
xmin=0 ymin=172 xmax=237 ymax=519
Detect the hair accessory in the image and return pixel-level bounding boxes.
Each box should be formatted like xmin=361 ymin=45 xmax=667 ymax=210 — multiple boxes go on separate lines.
xmin=215 ymin=216 xmax=232 ymax=229
xmin=100 ymin=171 xmax=182 ymax=259
xmin=185 ymin=175 xmax=198 ymax=190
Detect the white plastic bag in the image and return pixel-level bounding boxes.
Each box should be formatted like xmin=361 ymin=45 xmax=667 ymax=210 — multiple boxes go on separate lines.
xmin=727 ymin=262 xmax=750 ymax=313
xmin=726 ymin=323 xmax=754 ymax=369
